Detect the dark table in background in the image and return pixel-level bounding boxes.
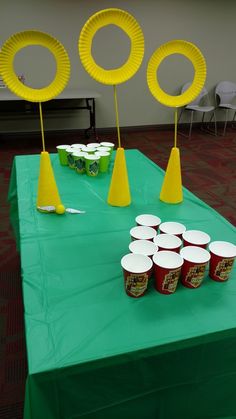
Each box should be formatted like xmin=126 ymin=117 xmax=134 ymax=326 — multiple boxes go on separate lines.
xmin=0 ymin=88 xmax=100 ymax=138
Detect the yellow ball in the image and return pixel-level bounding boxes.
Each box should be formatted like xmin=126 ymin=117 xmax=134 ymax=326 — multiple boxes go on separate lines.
xmin=56 ymin=204 xmax=66 ymax=215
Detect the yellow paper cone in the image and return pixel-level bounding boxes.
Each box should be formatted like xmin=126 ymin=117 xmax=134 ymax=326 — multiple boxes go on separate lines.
xmin=37 ymin=151 xmax=64 ymax=212
xmin=107 ymin=148 xmax=131 ymax=207
xmin=160 ymin=147 xmax=183 ymax=204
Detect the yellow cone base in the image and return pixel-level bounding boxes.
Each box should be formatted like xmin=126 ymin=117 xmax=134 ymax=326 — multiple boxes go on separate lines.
xmin=107 ymin=148 xmax=131 ymax=207
xmin=37 ymin=151 xmax=63 ymax=210
xmin=160 ymin=147 xmax=183 ymax=204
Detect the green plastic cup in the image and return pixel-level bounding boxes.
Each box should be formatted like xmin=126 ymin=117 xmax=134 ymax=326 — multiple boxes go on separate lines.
xmin=100 ymin=142 xmax=115 ymax=152
xmin=73 ymin=151 xmax=87 ymax=174
xmin=81 ymin=146 xmax=93 ymax=153
xmin=87 ymin=143 xmax=101 ymax=148
xmin=97 ymin=146 xmax=112 ymax=162
xmin=95 ymin=151 xmax=110 ymax=173
xmin=71 ymin=143 xmax=85 ymax=149
xmin=56 ymin=145 xmax=70 ymax=166
xmin=85 ymin=154 xmax=100 ymax=177
xmin=97 ymin=146 xmax=112 ymax=153
xmin=86 ymin=147 xmax=97 ymax=154
xmin=66 ymin=147 xmax=76 ymax=169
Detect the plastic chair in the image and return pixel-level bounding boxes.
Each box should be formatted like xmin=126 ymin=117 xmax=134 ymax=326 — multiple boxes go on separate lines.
xmin=215 ymin=81 xmax=236 ymax=135
xmin=178 ymin=82 xmax=217 ymax=139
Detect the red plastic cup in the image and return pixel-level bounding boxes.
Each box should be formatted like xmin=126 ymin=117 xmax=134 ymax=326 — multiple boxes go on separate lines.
xmin=153 ymin=233 xmax=182 ymax=253
xmin=130 ymin=226 xmax=157 ymax=242
xmin=121 ymin=253 xmax=153 ymax=298
xmin=129 ymin=240 xmax=158 ymax=278
xmin=159 ymin=221 xmax=186 ymax=238
xmin=152 ymin=251 xmax=183 ymax=294
xmin=135 ymin=214 xmax=161 ymax=230
xmin=182 ymin=230 xmax=211 ymax=249
xmin=180 ymin=246 xmax=211 ymax=288
xmin=129 ymin=239 xmax=158 ymax=259
xmin=209 ymin=241 xmax=236 ymax=282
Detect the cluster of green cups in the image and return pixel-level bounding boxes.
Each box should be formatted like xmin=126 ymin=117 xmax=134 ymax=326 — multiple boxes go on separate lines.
xmin=56 ymin=142 xmax=115 ymax=177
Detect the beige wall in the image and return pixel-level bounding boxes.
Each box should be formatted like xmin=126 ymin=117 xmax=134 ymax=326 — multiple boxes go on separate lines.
xmin=1 ymin=0 xmax=236 ymax=131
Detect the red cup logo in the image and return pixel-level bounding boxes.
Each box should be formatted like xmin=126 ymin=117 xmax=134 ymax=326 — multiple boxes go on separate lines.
xmin=125 ymin=273 xmax=148 ymax=297
xmin=184 ymin=263 xmax=206 ymax=288
xmin=214 ymin=258 xmax=234 ymax=281
xmin=161 ymin=268 xmax=181 ymax=293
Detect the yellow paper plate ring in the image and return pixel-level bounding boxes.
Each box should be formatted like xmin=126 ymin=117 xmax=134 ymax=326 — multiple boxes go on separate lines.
xmin=0 ymin=30 xmax=70 ymax=102
xmin=79 ymin=8 xmax=144 ymax=85
xmin=147 ymin=40 xmax=207 ymax=108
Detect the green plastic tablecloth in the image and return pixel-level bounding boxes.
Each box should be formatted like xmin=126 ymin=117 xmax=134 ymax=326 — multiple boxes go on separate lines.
xmin=8 ymin=150 xmax=236 ymax=419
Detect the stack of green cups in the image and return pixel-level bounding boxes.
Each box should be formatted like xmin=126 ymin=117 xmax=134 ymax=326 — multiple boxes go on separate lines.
xmin=56 ymin=142 xmax=115 ymax=176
